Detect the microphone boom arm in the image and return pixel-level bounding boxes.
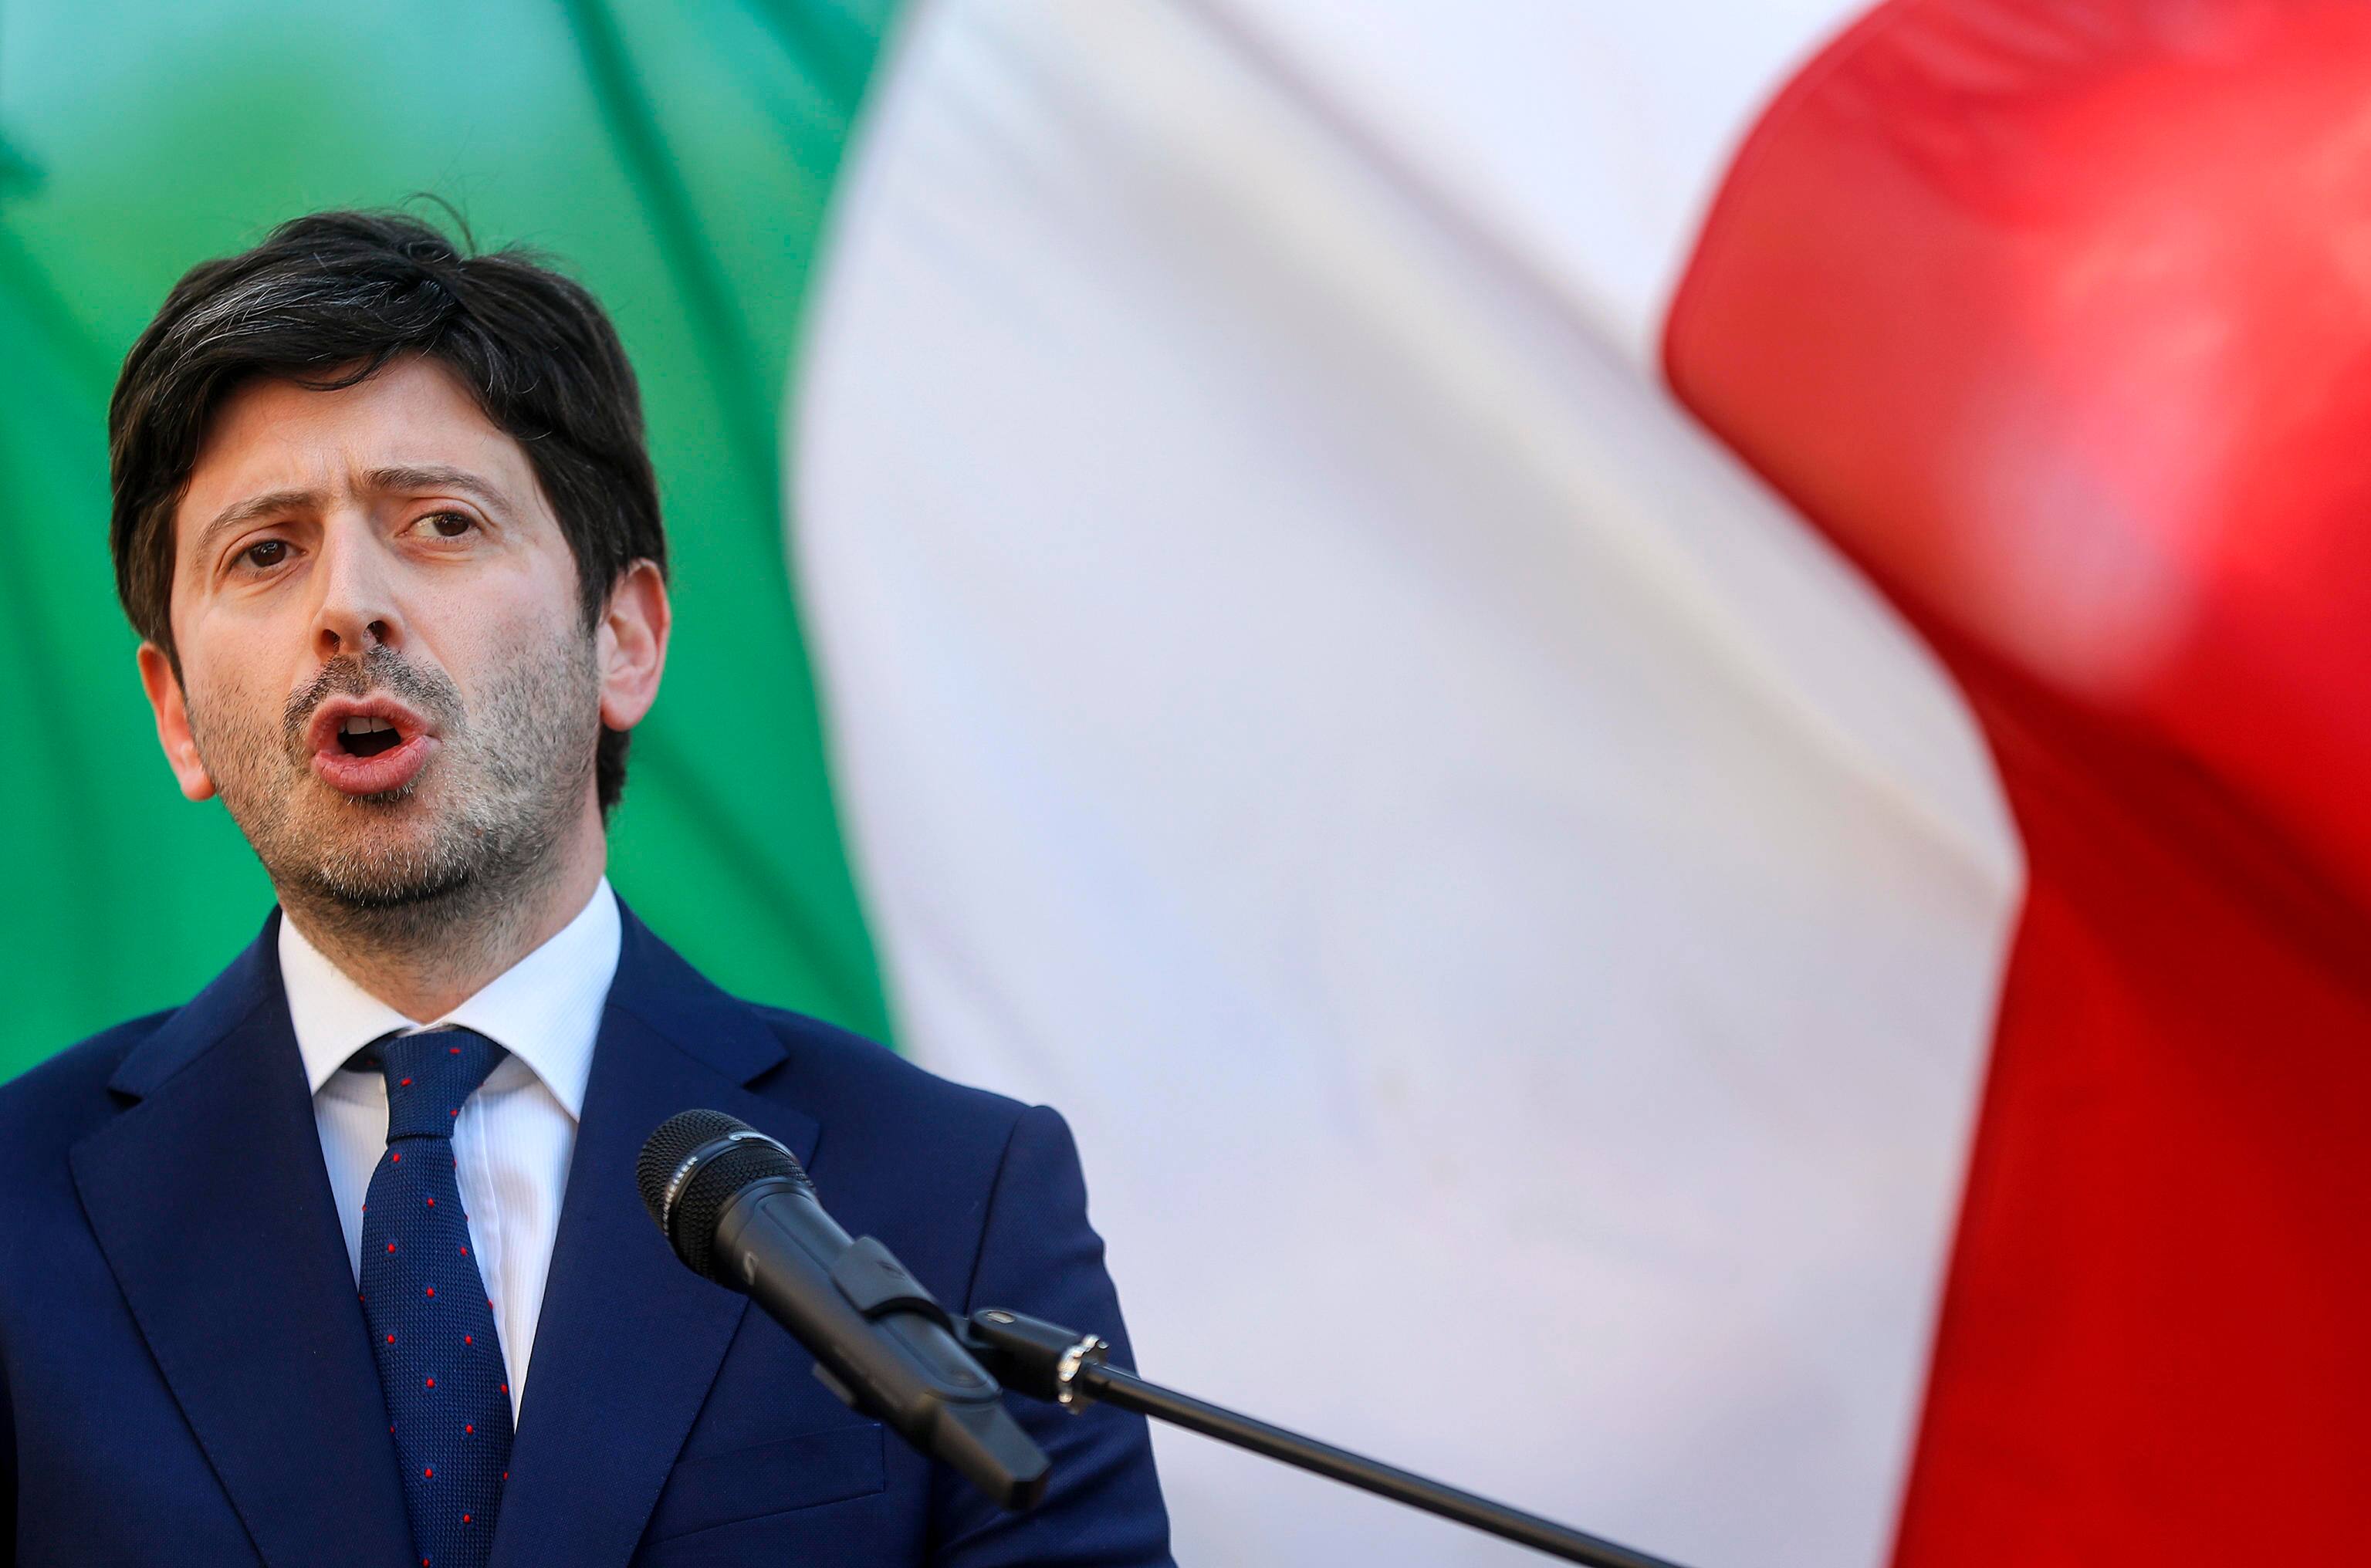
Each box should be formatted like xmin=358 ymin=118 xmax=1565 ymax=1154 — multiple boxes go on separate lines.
xmin=962 ymin=1308 xmax=1689 ymax=1568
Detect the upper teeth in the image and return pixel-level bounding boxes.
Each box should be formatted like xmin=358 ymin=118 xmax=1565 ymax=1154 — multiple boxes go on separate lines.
xmin=340 ymin=716 xmax=396 ymax=735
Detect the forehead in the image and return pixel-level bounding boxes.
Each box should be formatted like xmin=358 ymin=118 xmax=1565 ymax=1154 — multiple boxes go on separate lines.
xmin=176 ymin=356 xmax=540 ymax=548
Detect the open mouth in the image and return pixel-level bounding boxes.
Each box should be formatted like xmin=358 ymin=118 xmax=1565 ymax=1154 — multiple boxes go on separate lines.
xmin=337 ymin=715 xmax=405 ymax=759
xmin=308 ymin=697 xmax=438 ymax=796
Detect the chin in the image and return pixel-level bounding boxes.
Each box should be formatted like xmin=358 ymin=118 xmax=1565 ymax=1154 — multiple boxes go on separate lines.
xmin=300 ymin=860 xmax=478 ymax=913
xmin=286 ymin=819 xmax=482 ymax=911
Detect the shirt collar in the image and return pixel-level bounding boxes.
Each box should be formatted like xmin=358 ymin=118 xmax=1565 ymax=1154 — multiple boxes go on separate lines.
xmin=279 ymin=878 xmax=621 ymax=1120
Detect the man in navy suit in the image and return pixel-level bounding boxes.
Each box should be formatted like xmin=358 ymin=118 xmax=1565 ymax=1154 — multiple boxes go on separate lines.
xmin=0 ymin=211 xmax=1173 ymax=1566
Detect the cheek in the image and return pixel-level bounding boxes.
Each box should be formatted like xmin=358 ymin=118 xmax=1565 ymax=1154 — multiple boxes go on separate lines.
xmin=438 ymin=600 xmax=600 ymax=725
xmin=171 ymin=586 xmax=316 ymax=745
xmin=179 ymin=647 xmax=284 ymax=751
xmin=456 ymin=596 xmax=580 ymax=678
xmin=426 ymin=555 xmax=580 ymax=657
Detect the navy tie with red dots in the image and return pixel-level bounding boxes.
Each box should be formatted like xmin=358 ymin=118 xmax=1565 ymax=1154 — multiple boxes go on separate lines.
xmin=359 ymin=1028 xmax=514 ymax=1568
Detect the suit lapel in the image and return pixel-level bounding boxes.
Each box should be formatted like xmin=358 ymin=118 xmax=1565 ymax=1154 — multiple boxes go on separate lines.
xmin=487 ymin=909 xmax=816 ymax=1568
xmin=71 ymin=916 xmax=417 ymax=1568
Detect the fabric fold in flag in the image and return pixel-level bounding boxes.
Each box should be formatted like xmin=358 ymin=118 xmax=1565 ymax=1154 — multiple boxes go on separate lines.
xmin=793 ymin=4 xmax=2014 ymax=1563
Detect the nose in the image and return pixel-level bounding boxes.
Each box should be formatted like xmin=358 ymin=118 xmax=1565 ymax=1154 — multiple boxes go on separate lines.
xmin=311 ymin=520 xmax=404 ymax=662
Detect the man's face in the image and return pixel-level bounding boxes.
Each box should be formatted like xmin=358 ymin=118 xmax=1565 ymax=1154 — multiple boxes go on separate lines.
xmin=144 ymin=355 xmax=608 ymax=912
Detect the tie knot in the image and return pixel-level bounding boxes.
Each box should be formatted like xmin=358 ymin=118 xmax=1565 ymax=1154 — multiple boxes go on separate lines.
xmin=374 ymin=1028 xmax=507 ymax=1141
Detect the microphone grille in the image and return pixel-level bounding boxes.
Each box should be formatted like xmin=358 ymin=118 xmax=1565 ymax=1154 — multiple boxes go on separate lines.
xmin=636 ymin=1109 xmax=744 ymax=1225
xmin=636 ymin=1109 xmax=810 ymax=1282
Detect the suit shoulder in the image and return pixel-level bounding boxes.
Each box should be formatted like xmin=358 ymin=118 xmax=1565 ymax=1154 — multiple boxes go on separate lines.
xmin=746 ymin=1002 xmax=1032 ymax=1137
xmin=732 ymin=1003 xmax=1098 ymax=1319
xmin=0 ymin=1011 xmax=172 ymax=1205
xmin=0 ymin=1013 xmax=171 ymax=1134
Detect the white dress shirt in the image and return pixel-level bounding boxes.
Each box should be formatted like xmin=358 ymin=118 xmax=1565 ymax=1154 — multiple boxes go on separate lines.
xmin=279 ymin=879 xmax=621 ymax=1420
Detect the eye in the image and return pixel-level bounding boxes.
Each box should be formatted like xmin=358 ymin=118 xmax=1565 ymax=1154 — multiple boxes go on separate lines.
xmin=413 ymin=510 xmax=479 ymax=540
xmin=240 ymin=538 xmax=291 ymax=571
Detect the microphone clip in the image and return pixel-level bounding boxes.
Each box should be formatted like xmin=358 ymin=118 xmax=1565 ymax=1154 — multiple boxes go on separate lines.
xmin=962 ymin=1308 xmax=1111 ymax=1412
xmin=829 ymin=1235 xmax=958 ymax=1334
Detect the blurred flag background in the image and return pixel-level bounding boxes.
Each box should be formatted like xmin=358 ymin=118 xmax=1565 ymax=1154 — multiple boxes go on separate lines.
xmin=5 ymin=3 xmax=2366 ymax=1566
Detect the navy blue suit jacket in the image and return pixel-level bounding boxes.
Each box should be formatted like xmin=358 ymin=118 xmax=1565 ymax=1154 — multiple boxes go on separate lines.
xmin=0 ymin=907 xmax=1172 ymax=1566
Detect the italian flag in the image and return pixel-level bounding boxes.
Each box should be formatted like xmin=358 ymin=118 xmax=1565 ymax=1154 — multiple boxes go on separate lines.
xmin=5 ymin=3 xmax=2363 ymax=1566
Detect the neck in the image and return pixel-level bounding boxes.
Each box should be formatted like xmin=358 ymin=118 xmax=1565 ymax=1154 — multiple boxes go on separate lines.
xmin=279 ymin=804 xmax=608 ymax=1021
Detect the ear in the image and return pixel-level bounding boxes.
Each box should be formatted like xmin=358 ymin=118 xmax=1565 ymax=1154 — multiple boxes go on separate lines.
xmin=137 ymin=641 xmax=219 ymax=802
xmin=595 ymin=559 xmax=671 ymax=732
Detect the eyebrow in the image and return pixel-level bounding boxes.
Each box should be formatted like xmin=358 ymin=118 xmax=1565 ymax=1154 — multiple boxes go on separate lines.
xmin=190 ymin=465 xmax=513 ymax=565
xmin=364 ymin=465 xmax=510 ymax=512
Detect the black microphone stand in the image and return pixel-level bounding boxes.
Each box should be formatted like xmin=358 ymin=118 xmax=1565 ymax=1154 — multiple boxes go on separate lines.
xmin=962 ymin=1308 xmax=1689 ymax=1568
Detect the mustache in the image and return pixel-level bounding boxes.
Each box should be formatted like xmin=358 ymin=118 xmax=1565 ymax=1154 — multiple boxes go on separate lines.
xmin=281 ymin=646 xmax=463 ymax=750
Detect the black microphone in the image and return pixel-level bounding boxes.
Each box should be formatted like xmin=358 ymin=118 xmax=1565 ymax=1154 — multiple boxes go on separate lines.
xmin=636 ymin=1110 xmax=1051 ymax=1509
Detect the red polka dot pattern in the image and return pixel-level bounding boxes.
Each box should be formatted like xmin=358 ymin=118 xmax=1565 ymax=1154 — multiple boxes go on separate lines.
xmin=359 ymin=1029 xmax=512 ymax=1568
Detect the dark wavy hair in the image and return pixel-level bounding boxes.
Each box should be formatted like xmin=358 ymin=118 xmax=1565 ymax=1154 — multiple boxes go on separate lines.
xmin=108 ymin=207 xmax=666 ymax=818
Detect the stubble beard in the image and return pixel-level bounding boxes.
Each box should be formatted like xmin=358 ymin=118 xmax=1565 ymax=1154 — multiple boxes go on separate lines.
xmin=188 ymin=632 xmax=604 ymax=967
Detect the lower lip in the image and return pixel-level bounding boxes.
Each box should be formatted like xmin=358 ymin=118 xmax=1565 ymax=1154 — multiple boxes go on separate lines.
xmin=312 ymin=733 xmax=438 ymax=796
